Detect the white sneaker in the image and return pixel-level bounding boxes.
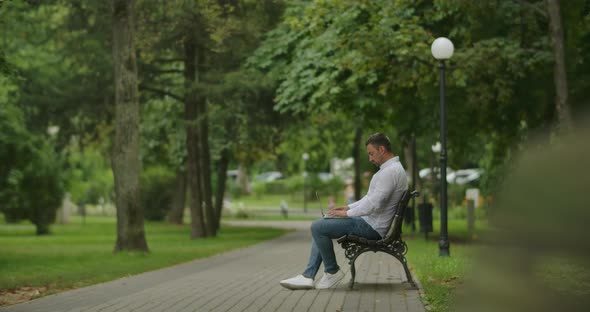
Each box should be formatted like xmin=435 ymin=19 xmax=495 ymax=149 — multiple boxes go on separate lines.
xmin=279 ymin=274 xmax=314 ymax=290
xmin=315 ymin=270 xmax=345 ymax=289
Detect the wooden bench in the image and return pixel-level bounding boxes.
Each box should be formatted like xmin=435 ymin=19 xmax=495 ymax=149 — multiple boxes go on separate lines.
xmin=337 ymin=190 xmax=419 ymax=289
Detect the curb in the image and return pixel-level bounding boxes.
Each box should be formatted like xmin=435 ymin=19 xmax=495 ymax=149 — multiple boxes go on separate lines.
xmin=409 ymin=266 xmax=431 ymax=311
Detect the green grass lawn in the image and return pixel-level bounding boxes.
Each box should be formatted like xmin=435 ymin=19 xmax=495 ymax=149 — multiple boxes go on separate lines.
xmin=403 ymin=220 xmax=590 ymax=312
xmin=403 ymin=219 xmax=486 ymax=312
xmin=405 ymin=236 xmax=472 ymax=312
xmin=0 ymin=205 xmax=486 ymax=312
xmin=0 ymin=215 xmax=288 ymax=294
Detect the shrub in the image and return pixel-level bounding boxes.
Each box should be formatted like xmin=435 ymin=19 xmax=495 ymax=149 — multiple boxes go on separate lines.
xmin=306 ymin=175 xmax=345 ymax=199
xmin=322 ymin=177 xmax=346 ymax=197
xmin=284 ymin=175 xmax=304 ymax=194
xmin=140 ymin=166 xmax=176 ymax=221
xmin=251 ymin=181 xmax=266 ymax=199
xmin=264 ymin=180 xmax=288 ymax=194
xmin=261 ymin=174 xmax=346 ymax=200
xmin=66 ymin=147 xmax=114 ymax=207
xmin=0 ymin=141 xmax=65 ymax=234
xmin=23 ymin=144 xmax=65 ymax=234
xmin=0 ymin=104 xmax=65 ymax=234
xmin=226 ymin=178 xmax=243 ymax=199
xmin=235 ymin=209 xmax=249 ymax=219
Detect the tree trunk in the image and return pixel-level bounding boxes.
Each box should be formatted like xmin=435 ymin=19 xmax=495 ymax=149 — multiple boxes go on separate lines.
xmin=111 ymin=0 xmax=148 ymax=252
xmin=402 ymin=135 xmax=418 ymax=231
xmin=402 ymin=135 xmax=421 ymax=192
xmin=403 ymin=142 xmax=413 ymax=182
xmin=214 ymin=139 xmax=231 ymax=232
xmin=167 ymin=168 xmax=186 ymax=224
xmin=34 ymin=222 xmax=50 ymax=235
xmin=213 ymin=118 xmax=234 ymax=232
xmin=237 ymin=164 xmax=250 ymax=195
xmin=184 ymin=36 xmax=207 ymax=238
xmin=352 ymin=126 xmax=363 ymax=200
xmin=196 ymin=52 xmax=215 ymax=236
xmin=547 ymin=0 xmax=573 ymax=133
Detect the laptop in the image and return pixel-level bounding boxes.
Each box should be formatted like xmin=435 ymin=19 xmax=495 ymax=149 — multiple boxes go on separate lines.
xmin=316 ymin=192 xmax=345 ymax=219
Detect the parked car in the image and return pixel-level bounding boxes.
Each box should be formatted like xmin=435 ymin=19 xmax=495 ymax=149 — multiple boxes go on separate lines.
xmin=317 ymin=172 xmax=334 ymax=182
xmin=254 ymin=171 xmax=283 ymax=182
xmin=419 ymin=168 xmax=482 ymax=184
xmin=226 ymin=169 xmax=239 ymax=182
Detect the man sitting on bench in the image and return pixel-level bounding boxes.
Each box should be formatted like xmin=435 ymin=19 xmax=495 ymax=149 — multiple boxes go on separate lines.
xmin=280 ymin=133 xmax=408 ymax=290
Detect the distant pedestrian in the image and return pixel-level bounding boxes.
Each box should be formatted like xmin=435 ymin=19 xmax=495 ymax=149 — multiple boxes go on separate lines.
xmin=280 ymin=200 xmax=288 ymax=219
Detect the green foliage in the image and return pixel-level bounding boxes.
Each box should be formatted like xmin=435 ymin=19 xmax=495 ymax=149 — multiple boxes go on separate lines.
xmin=135 ymin=0 xmax=288 ymax=174
xmin=272 ymin=113 xmax=358 ymax=176
xmin=66 ymin=145 xmax=114 ymax=206
xmin=226 ymin=177 xmax=245 ymax=199
xmin=251 ymin=181 xmax=267 ymax=199
xmin=0 ymin=103 xmax=65 ymax=234
xmin=250 ymin=0 xmax=435 ymax=127
xmin=0 ymin=0 xmax=588 ymax=243
xmin=22 ymin=143 xmax=66 ymax=235
xmin=283 ymin=175 xmax=304 ymax=194
xmin=261 ymin=179 xmax=289 ymax=194
xmin=249 ymin=0 xmax=590 ymax=199
xmin=140 ymin=98 xmax=186 ymax=170
xmin=140 ymin=166 xmax=176 ymax=221
xmin=234 ymin=209 xmax=250 ymax=219
xmin=0 ymin=0 xmax=113 ymax=144
xmin=564 ymin=0 xmax=590 ymax=114
xmin=254 ymin=174 xmax=345 ymax=202
xmin=307 ymin=175 xmax=345 ymax=197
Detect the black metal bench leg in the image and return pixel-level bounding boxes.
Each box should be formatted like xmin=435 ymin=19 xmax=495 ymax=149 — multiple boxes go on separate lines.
xmin=349 ymin=256 xmax=358 ymax=289
xmin=399 ymin=256 xmax=416 ymax=288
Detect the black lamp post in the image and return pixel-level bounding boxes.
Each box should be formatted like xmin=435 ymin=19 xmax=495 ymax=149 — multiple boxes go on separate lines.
xmin=302 ymin=152 xmax=309 ymax=213
xmin=410 ymin=134 xmax=417 ymax=232
xmin=431 ymin=37 xmax=454 ymax=257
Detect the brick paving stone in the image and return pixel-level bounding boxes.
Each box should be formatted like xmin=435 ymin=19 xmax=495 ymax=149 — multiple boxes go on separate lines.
xmin=1 ymin=221 xmax=426 ymax=312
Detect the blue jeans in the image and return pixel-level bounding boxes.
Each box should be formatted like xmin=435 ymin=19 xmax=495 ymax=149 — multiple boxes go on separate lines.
xmin=302 ymin=217 xmax=381 ymax=279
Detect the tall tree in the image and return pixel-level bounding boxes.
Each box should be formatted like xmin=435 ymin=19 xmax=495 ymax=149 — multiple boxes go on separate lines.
xmin=111 ymin=0 xmax=148 ymax=252
xmin=184 ymin=33 xmax=207 ymax=238
xmin=546 ymin=0 xmax=573 ymax=132
xmin=249 ymin=0 xmax=436 ymax=195
xmin=134 ymin=0 xmax=285 ymax=237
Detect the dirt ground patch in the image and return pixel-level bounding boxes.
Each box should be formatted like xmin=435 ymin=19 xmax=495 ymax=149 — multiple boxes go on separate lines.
xmin=0 ymin=286 xmax=48 ymax=307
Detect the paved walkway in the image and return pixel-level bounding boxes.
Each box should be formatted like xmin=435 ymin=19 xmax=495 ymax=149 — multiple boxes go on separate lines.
xmin=1 ymin=221 xmax=426 ymax=312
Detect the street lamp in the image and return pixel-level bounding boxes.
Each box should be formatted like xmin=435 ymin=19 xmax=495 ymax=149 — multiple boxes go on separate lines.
xmin=431 ymin=37 xmax=454 ymax=257
xmin=431 ymin=141 xmax=441 ymax=154
xmin=431 ymin=141 xmax=441 ymax=209
xmin=302 ymin=152 xmax=310 ymax=213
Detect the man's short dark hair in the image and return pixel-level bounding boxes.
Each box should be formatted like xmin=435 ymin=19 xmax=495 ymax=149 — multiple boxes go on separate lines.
xmin=365 ymin=133 xmax=392 ymax=153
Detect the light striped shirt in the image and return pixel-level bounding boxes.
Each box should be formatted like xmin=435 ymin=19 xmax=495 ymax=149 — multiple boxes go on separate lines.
xmin=346 ymin=156 xmax=408 ymax=237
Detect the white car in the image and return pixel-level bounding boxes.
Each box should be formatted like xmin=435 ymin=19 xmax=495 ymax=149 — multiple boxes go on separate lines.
xmin=419 ymin=168 xmax=482 ymax=184
xmin=255 ymin=171 xmax=283 ymax=182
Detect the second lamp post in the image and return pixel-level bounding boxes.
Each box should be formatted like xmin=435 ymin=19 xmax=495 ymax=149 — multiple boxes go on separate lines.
xmin=302 ymin=152 xmax=309 ymax=213
xmin=431 ymin=37 xmax=454 ymax=257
